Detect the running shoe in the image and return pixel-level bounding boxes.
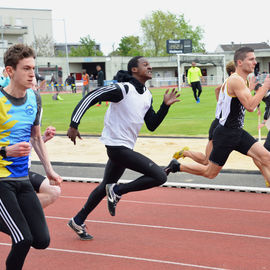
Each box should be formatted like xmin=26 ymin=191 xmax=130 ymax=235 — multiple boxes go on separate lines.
xmin=106 ymin=183 xmax=121 ymax=216
xmin=173 ymin=146 xmax=189 ymax=159
xmin=164 ymin=159 xmax=180 ymax=175
xmin=67 ymin=218 xmax=93 ymax=240
xmin=197 ymin=97 xmax=200 ymax=103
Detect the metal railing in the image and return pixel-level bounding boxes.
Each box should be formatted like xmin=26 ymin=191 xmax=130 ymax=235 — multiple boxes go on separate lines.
xmin=147 ymin=76 xmax=224 ymax=88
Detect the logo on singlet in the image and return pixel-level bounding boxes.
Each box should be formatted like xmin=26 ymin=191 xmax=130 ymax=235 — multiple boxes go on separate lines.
xmin=25 ymin=105 xmax=34 ymax=115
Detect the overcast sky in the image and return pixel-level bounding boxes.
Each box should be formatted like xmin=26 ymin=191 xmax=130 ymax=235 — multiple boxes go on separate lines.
xmin=0 ymin=0 xmax=269 ymax=55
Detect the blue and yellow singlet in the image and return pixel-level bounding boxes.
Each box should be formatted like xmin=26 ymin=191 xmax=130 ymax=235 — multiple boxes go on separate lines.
xmin=0 ymin=87 xmax=41 ymax=179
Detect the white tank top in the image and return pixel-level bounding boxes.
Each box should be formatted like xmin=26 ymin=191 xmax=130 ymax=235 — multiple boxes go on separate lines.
xmin=215 ymin=79 xmax=227 ymax=119
xmin=100 ymin=82 xmax=152 ymax=149
xmin=219 ymin=74 xmax=246 ymax=129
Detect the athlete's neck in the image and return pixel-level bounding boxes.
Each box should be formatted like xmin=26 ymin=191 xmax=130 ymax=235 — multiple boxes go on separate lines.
xmin=235 ymin=68 xmax=249 ymax=81
xmin=132 ymin=74 xmax=147 ymax=85
xmin=4 ymin=83 xmax=27 ymax=98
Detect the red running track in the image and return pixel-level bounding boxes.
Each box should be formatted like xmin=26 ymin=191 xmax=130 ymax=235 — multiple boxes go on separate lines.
xmin=1 ymin=182 xmax=270 ymax=270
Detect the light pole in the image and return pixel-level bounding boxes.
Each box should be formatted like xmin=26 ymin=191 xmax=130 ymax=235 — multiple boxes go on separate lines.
xmin=63 ymin=18 xmax=70 ymax=75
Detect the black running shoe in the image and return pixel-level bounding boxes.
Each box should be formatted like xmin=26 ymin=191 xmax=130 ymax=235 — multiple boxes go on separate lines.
xmin=164 ymin=159 xmax=180 ymax=175
xmin=68 ymin=218 xmax=93 ymax=240
xmin=106 ymin=183 xmax=121 ymax=216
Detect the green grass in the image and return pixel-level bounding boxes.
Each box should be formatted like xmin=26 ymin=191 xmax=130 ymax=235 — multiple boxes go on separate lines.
xmin=40 ymin=87 xmax=267 ymax=138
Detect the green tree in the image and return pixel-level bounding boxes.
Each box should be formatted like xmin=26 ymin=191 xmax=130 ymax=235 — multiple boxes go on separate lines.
xmin=69 ymin=35 xmax=103 ymax=56
xmin=140 ymin=10 xmax=205 ymax=56
xmin=112 ymin=35 xmax=144 ymax=56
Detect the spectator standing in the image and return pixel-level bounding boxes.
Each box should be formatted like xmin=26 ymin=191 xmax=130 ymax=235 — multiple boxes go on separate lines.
xmin=82 ymin=69 xmax=90 ymax=97
xmin=70 ymin=74 xmax=76 ymax=93
xmin=187 ymin=61 xmax=203 ymax=103
xmin=96 ymin=65 xmax=106 ymax=106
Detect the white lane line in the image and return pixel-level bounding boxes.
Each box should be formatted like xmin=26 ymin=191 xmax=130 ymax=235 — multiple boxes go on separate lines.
xmin=62 ymin=177 xmax=270 ymax=193
xmin=0 ymin=242 xmax=229 ymax=270
xmin=46 ymin=216 xmax=270 ymax=241
xmin=60 ymin=195 xmax=270 ymax=215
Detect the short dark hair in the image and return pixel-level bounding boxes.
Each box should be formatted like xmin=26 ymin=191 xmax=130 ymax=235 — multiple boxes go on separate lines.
xmin=234 ymin=47 xmax=254 ymax=66
xmin=127 ymin=56 xmax=143 ymax=74
xmin=4 ymin=44 xmax=36 ymax=69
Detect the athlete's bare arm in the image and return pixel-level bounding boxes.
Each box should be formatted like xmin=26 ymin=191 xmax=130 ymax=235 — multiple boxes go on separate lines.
xmin=228 ymin=75 xmax=270 ymax=112
xmin=31 ymin=125 xmax=62 ymax=185
xmin=214 ymin=85 xmax=221 ymax=101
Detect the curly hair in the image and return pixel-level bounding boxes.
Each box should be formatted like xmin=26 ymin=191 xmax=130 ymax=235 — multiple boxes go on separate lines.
xmin=226 ymin=61 xmax=236 ymax=76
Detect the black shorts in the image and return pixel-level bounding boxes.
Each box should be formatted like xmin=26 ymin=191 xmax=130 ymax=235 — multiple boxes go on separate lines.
xmin=28 ymin=170 xmax=46 ymax=192
xmin=208 ymin=118 xmax=219 ymax=140
xmin=209 ymin=124 xmax=257 ymax=166
xmin=264 ymin=131 xmax=270 ymax=151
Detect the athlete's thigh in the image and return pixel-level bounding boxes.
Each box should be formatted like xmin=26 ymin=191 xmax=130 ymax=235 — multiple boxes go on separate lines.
xmin=29 ymin=170 xmax=46 ymax=192
xmin=197 ymin=81 xmax=202 ymax=91
xmin=263 ymin=131 xmax=270 ymax=151
xmin=102 ymin=158 xmax=126 ymax=184
xmin=0 ymin=181 xmax=32 ymax=240
xmin=235 ymin=129 xmax=257 ymax=156
xmin=205 ymin=140 xmax=213 ymax=160
xmin=114 ymin=147 xmax=162 ymax=177
xmin=17 ymin=181 xmax=49 ymax=242
xmin=247 ymin=141 xmax=270 ymax=163
xmin=206 ymin=160 xmax=223 ymax=178
xmin=209 ymin=126 xmax=235 ymax=166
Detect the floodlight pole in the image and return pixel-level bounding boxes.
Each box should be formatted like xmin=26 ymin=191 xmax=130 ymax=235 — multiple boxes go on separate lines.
xmin=63 ymin=18 xmax=70 ymax=76
xmin=177 ymin=54 xmax=181 ymax=91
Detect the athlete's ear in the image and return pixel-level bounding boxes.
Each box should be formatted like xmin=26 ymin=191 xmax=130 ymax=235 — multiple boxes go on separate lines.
xmin=131 ymin=67 xmax=138 ymax=74
xmin=236 ymin=59 xmax=242 ymax=67
xmin=5 ymin=66 xmax=14 ymax=78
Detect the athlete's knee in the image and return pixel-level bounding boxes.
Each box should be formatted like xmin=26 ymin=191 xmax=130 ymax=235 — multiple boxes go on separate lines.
xmin=257 ymin=150 xmax=270 ymax=165
xmin=204 ymin=170 xmax=219 ymax=179
xmin=156 ymin=170 xmax=167 ymax=185
xmin=32 ymin=234 xmax=50 ymax=249
xmin=48 ymin=185 xmax=61 ymax=203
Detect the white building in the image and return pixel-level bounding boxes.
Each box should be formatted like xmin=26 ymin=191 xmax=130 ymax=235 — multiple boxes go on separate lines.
xmin=0 ymin=7 xmax=52 ymax=60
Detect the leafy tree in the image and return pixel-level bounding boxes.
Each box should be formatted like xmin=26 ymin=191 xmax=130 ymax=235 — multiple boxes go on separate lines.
xmin=69 ymin=35 xmax=103 ymax=56
xmin=112 ymin=35 xmax=144 ymax=56
xmin=32 ymin=34 xmax=55 ymax=57
xmin=140 ymin=10 xmax=205 ymax=56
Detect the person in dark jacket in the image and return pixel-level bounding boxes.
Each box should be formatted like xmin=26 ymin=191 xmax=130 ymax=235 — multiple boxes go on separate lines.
xmin=96 ymin=65 xmax=105 ymax=106
xmin=67 ymin=56 xmax=180 ymax=240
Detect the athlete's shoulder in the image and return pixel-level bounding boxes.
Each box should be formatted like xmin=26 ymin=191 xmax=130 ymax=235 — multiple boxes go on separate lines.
xmin=29 ymin=89 xmax=41 ymax=105
xmin=115 ymin=82 xmax=130 ymax=94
